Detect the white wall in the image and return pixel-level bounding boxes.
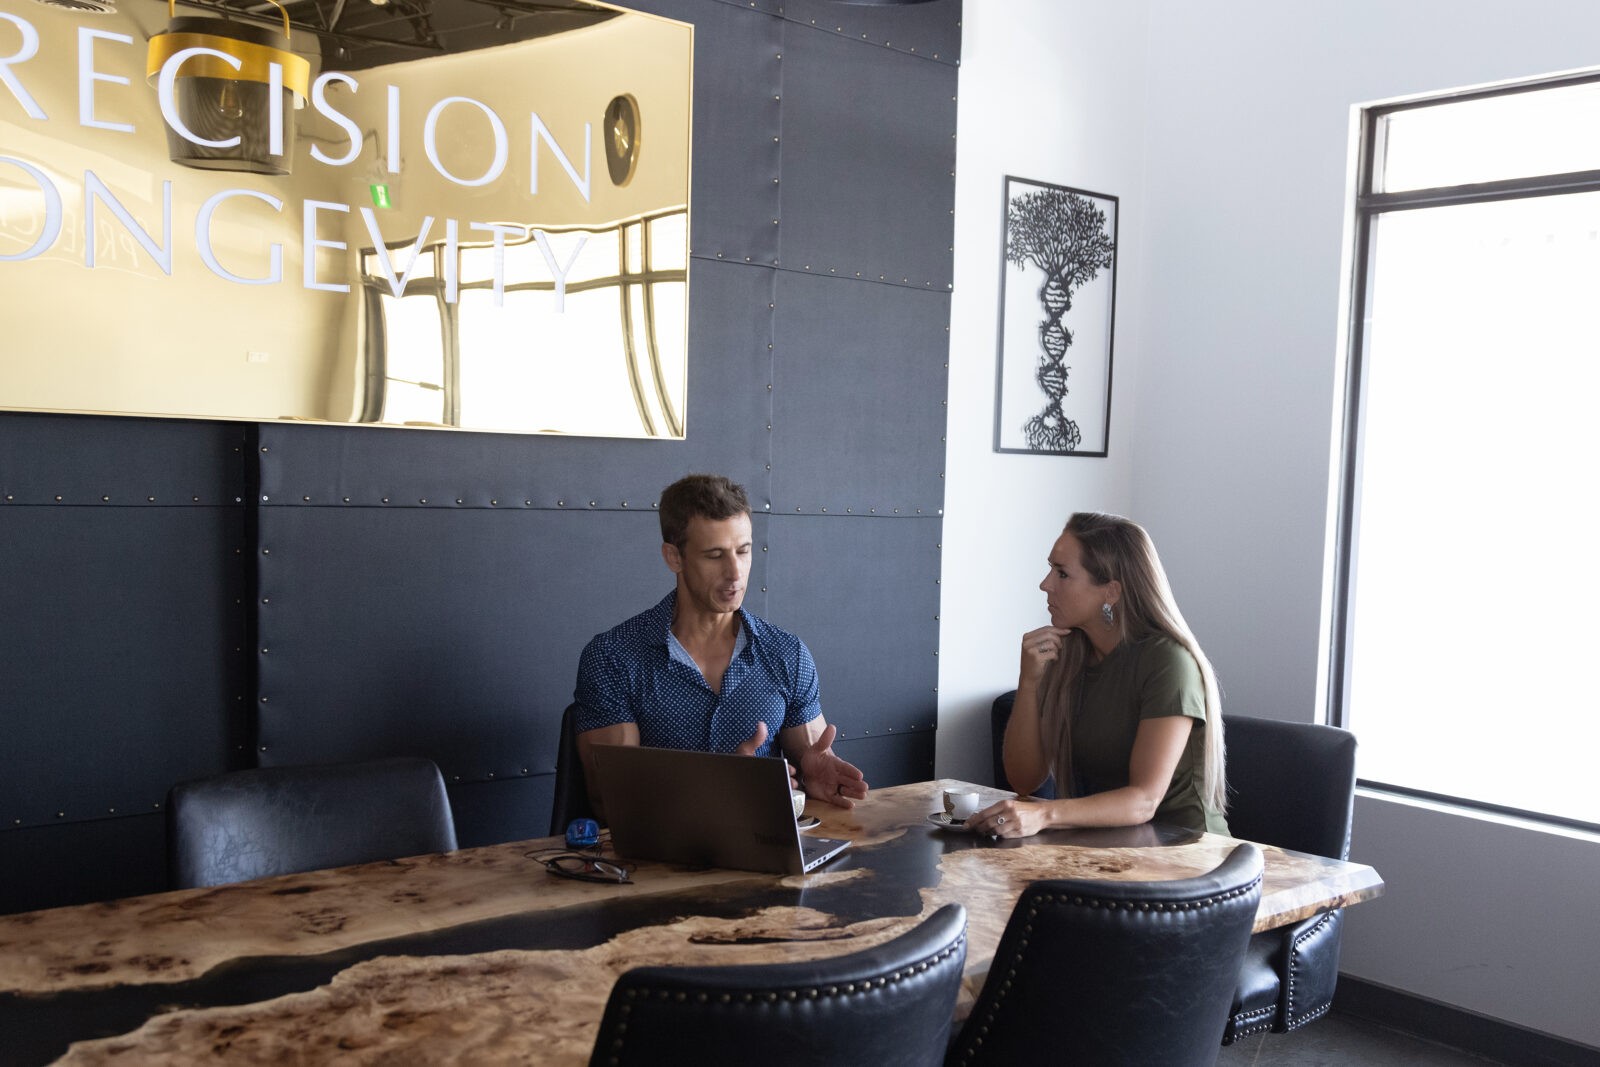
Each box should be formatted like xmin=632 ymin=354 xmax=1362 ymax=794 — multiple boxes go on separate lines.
xmin=938 ymin=0 xmax=1151 ymax=783
xmin=944 ymin=0 xmax=1600 ymax=1048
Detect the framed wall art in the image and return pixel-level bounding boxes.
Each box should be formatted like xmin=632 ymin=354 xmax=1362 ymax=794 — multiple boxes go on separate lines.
xmin=994 ymin=176 xmax=1118 ymax=456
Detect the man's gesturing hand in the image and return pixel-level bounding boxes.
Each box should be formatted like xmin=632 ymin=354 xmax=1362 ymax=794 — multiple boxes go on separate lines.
xmin=798 ymin=724 xmax=868 ymax=809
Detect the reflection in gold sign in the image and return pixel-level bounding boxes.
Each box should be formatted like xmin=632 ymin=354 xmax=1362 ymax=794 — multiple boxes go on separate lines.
xmin=0 ymin=0 xmax=692 ymax=438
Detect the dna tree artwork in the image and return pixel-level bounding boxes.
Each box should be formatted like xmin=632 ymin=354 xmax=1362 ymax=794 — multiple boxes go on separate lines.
xmin=994 ymin=177 xmax=1119 ymax=456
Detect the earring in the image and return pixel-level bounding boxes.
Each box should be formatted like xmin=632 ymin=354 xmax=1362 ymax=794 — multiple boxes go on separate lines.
xmin=1101 ymin=602 xmax=1115 ymax=626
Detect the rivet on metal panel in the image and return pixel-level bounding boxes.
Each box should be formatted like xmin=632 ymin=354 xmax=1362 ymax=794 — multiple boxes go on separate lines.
xmin=147 ymin=496 xmax=155 ymax=503
xmin=303 ymin=496 xmax=311 ymax=502
xmin=522 ymin=767 xmax=529 ymax=775
xmin=870 ymin=508 xmax=877 ymax=513
xmin=101 ymin=495 xmax=109 ymax=502
xmin=846 ymin=508 xmax=853 ymax=513
xmin=262 ymin=548 xmax=270 ymax=555
xmin=192 ymin=496 xmax=200 ymax=502
xmin=794 ymin=506 xmax=801 ymax=512
xmin=261 ymin=648 xmax=269 ymax=654
xmin=343 ymin=497 xmax=351 ymax=503
xmin=524 ymin=500 xmax=532 ymax=506
xmin=488 ymin=771 xmax=495 ymax=778
xmin=55 ymin=495 xmax=62 ymax=501
xmin=588 ymin=501 xmax=597 ymax=507
xmin=558 ymin=500 xmax=565 ymax=507
xmin=420 ymin=498 xmax=428 ymax=504
xmin=763 ymin=503 xmax=770 ymax=510
xmin=57 ymin=811 xmax=64 ymax=818
xmin=260 ymin=746 xmax=267 ymax=752
xmin=762 ymin=586 xmax=767 ymax=592
xmin=491 ymin=499 xmax=499 ymax=506
xmin=4 ymin=495 xmax=12 ymax=502
xmin=108 ymin=807 xmax=116 ymax=814
xmin=821 ymin=507 xmax=828 ymax=513
xmin=894 ymin=508 xmax=900 ymax=514
xmin=260 ymin=446 xmax=269 ymax=452
xmin=261 ymin=696 xmax=268 ymax=703
xmin=382 ymin=497 xmax=390 ymax=503
xmin=621 ymin=501 xmax=629 ymax=508
xmin=762 ymin=546 xmax=768 ymax=552
xmin=261 ymin=597 xmax=269 ymax=603
xmin=456 ymin=498 xmax=464 ymax=505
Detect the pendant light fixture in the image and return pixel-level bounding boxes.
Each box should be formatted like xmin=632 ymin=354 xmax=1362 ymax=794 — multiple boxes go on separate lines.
xmin=145 ymin=0 xmax=311 ymax=175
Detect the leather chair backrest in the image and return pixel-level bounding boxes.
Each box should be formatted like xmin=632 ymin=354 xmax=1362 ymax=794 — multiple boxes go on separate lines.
xmin=949 ymin=844 xmax=1263 ymax=1067
xmin=549 ymin=702 xmax=595 ymax=835
xmin=1223 ymin=715 xmax=1357 ymax=860
xmin=590 ymin=903 xmax=967 ymax=1067
xmin=167 ymin=756 xmax=458 ymax=889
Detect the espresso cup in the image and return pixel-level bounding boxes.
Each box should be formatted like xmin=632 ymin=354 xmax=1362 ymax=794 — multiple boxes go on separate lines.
xmin=943 ymin=789 xmax=980 ymax=821
xmin=791 ymin=790 xmax=807 ymax=819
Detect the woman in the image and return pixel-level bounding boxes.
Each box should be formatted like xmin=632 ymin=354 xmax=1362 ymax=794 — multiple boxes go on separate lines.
xmin=971 ymin=512 xmax=1228 ymax=838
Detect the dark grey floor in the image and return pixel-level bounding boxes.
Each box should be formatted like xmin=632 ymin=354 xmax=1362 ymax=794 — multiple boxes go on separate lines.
xmin=1217 ymin=1012 xmax=1507 ymax=1066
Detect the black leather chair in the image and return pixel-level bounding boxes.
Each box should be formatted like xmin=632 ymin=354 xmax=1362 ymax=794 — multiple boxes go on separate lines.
xmin=1220 ymin=715 xmax=1357 ymax=1043
xmin=590 ymin=903 xmax=968 ymax=1067
xmin=167 ymin=756 xmax=458 ymax=889
xmin=948 ymin=843 xmax=1263 ymax=1067
xmin=549 ymin=701 xmax=596 ymax=835
xmin=990 ymin=690 xmax=1056 ymax=797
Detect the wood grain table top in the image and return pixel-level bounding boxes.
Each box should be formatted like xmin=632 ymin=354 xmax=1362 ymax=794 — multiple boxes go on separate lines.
xmin=0 ymin=779 xmax=1383 ymax=1065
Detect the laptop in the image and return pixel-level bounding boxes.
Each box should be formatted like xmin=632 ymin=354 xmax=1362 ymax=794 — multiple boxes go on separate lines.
xmin=590 ymin=744 xmax=851 ymax=875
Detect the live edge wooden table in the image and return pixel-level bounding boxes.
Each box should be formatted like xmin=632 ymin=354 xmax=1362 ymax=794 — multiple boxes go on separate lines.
xmin=0 ymin=780 xmax=1382 ymax=1065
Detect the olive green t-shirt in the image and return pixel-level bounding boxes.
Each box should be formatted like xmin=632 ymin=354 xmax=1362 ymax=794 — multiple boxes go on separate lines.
xmin=1069 ymin=633 xmax=1228 ymax=835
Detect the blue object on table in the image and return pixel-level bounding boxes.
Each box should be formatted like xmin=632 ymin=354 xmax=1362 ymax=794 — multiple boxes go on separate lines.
xmin=566 ymin=817 xmax=600 ymax=849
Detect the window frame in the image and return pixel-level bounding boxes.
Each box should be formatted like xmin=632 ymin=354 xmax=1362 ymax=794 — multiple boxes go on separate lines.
xmin=1329 ymin=70 xmax=1600 ymax=835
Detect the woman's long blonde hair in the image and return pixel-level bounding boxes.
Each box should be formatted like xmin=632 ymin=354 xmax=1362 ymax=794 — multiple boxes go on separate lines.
xmin=1037 ymin=512 xmax=1227 ymax=813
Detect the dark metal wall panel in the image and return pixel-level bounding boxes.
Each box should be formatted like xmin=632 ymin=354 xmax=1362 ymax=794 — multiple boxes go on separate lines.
xmin=0 ymin=816 xmax=167 ymax=914
xmin=446 ymin=775 xmax=555 ymax=850
xmin=833 ymin=731 xmax=936 ymax=792
xmin=762 ymin=513 xmax=940 ymax=741
xmin=770 ymin=271 xmax=949 ymax=512
xmin=781 ymin=0 xmax=962 ymax=65
xmin=255 ymin=259 xmax=774 ymax=511
xmin=0 ymin=413 xmax=248 ymax=506
xmin=253 ymin=506 xmax=772 ymax=774
xmin=776 ymin=19 xmax=959 ymax=289
xmin=0 ymin=506 xmax=247 ymax=830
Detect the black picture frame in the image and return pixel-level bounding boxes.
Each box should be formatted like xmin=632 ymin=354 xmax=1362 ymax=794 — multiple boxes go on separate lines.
xmin=993 ymin=175 xmax=1119 ymax=457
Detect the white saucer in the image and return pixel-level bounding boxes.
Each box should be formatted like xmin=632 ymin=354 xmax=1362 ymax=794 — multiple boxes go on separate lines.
xmin=797 ymin=815 xmax=821 ymax=830
xmin=927 ymin=812 xmax=977 ymax=833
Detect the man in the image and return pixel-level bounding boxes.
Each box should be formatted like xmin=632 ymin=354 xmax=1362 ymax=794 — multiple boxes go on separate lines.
xmin=573 ymin=473 xmax=868 ymax=820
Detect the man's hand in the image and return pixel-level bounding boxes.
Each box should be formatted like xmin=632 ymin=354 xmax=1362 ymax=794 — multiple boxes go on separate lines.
xmin=797 ymin=724 xmax=868 ymax=809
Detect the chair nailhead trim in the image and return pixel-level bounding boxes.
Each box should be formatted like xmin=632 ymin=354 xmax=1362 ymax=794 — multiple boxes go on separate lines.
xmin=606 ymin=935 xmax=967 ymax=1058
xmin=955 ymin=877 xmax=1264 ymax=1063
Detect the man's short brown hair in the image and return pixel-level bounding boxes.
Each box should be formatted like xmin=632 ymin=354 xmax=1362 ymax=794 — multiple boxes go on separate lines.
xmin=658 ymin=474 xmax=751 ymax=549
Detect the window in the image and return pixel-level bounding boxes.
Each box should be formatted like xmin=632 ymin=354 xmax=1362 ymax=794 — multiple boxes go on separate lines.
xmin=1332 ymin=74 xmax=1600 ymax=832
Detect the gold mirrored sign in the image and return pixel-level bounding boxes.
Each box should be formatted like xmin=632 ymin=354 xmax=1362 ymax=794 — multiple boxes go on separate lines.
xmin=0 ymin=0 xmax=691 ymax=437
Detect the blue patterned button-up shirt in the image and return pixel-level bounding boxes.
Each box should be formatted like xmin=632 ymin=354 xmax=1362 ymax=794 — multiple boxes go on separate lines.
xmin=573 ymin=591 xmax=821 ymax=757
